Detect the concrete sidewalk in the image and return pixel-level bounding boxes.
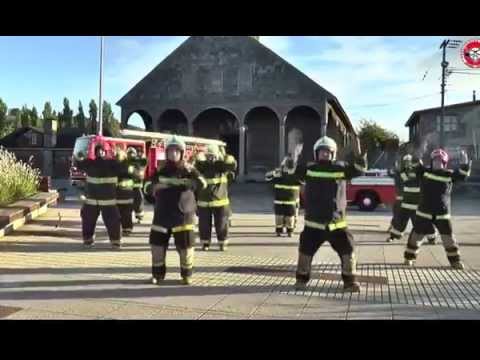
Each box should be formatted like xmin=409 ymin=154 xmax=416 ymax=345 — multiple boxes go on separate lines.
xmin=1 ymin=185 xmax=480 ymax=319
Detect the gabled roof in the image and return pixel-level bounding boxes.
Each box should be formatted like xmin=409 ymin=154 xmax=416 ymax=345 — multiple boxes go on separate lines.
xmin=405 ymin=100 xmax=480 ymax=127
xmin=0 ymin=126 xmax=44 ymax=147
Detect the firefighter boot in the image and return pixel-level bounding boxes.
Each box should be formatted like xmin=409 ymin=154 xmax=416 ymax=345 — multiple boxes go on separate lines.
xmin=111 ymin=240 xmax=121 ymax=251
xmin=451 ymin=261 xmax=465 ymax=270
xmin=294 ymin=280 xmax=307 ymax=291
xmin=151 ymin=275 xmax=165 ymax=285
xmin=219 ymin=241 xmax=228 ymax=252
xmin=386 ymin=236 xmax=394 ymax=243
xmin=427 ymin=234 xmax=437 ymax=245
xmin=182 ymin=276 xmax=193 ymax=285
xmin=287 ymin=229 xmax=293 ymax=238
xmin=343 ymin=281 xmax=361 ymax=293
xmin=404 ymin=259 xmax=415 ymax=267
xmin=83 ymin=238 xmax=95 ymax=249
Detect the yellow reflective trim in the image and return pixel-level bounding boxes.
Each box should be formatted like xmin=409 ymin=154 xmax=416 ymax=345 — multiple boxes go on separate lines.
xmin=198 ymin=176 xmax=207 ymax=189
xmin=118 ymin=180 xmax=134 ymax=188
xmin=143 ymin=181 xmax=152 ymax=194
xmin=459 ymin=168 xmax=471 ymax=177
xmin=403 ymin=187 xmax=420 ymax=193
xmin=151 ymin=225 xmax=168 ymax=233
xmin=424 ymin=172 xmax=452 ymax=183
xmin=86 ymin=176 xmax=118 ymax=185
xmin=274 ymin=184 xmax=300 ymax=190
xmin=446 ymin=251 xmax=459 ymax=257
xmin=133 ymin=183 xmax=143 ymax=188
xmin=224 ymin=155 xmax=236 ymax=164
xmin=306 ymin=170 xmax=345 ymax=179
xmin=354 ymin=163 xmax=367 ymax=172
xmin=157 ymin=177 xmax=187 ymax=186
xmin=390 ymin=228 xmax=403 ymax=236
xmin=197 ymin=199 xmax=230 ymax=207
xmin=205 ymin=176 xmax=228 ymax=185
xmin=396 ymin=196 xmax=403 ymax=201
xmin=401 ymin=173 xmax=409 ymax=182
xmin=116 ymin=199 xmax=134 ymax=205
xmin=416 ymin=210 xmax=433 ymax=220
xmin=85 ymin=198 xmax=117 ymax=206
xmin=304 ymin=220 xmax=347 ymax=231
xmin=172 ymin=224 xmax=195 ymax=233
xmin=274 ymin=200 xmax=298 ymax=205
xmin=128 ymin=165 xmax=135 ymax=174
xmin=408 ymin=172 xmax=417 ymax=178
xmin=437 ymin=214 xmax=451 ymax=220
xmin=401 ymin=203 xmax=418 ymax=210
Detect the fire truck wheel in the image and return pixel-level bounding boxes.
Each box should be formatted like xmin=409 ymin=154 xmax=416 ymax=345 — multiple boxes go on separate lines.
xmin=357 ymin=191 xmax=378 ymax=212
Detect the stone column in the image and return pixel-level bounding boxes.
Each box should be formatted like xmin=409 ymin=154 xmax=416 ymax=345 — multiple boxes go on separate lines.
xmin=319 ymin=99 xmax=329 ymax=137
xmin=187 ymin=120 xmax=194 ymax=136
xmin=279 ymin=117 xmax=286 ymax=164
xmin=238 ymin=125 xmax=246 ymax=182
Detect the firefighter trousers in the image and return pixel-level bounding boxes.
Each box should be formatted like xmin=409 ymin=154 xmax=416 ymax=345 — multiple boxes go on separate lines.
xmin=198 ymin=206 xmax=229 ymax=245
xmin=404 ymin=216 xmax=460 ymax=264
xmin=133 ymin=188 xmax=144 ymax=220
xmin=275 ymin=215 xmax=296 ymax=233
xmin=296 ymin=226 xmax=357 ymax=285
xmin=150 ymin=228 xmax=195 ymax=279
xmin=390 ymin=206 xmax=435 ymax=240
xmin=80 ymin=204 xmax=121 ymax=243
xmin=118 ymin=204 xmax=134 ymax=233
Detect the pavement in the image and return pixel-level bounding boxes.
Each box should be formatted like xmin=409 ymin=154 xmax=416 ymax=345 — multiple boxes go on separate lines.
xmin=1 ymin=183 xmax=480 ymax=320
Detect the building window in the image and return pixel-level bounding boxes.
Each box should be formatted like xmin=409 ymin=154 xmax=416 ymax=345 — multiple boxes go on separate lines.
xmin=436 ymin=116 xmax=458 ymax=133
xmin=31 ymin=133 xmax=37 ymax=145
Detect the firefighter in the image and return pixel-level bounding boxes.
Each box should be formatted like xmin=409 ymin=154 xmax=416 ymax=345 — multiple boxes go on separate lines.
xmin=195 ymin=144 xmax=237 ymax=251
xmin=403 ymin=148 xmax=471 ymax=269
xmin=75 ymin=143 xmax=124 ymax=250
xmin=132 ymin=147 xmax=147 ymax=224
xmin=144 ymin=136 xmax=207 ymax=285
xmin=265 ymin=155 xmax=303 ymax=237
xmin=294 ymin=136 xmax=367 ymax=293
xmin=386 ymin=154 xmax=437 ymax=243
xmin=115 ymin=148 xmax=139 ymax=237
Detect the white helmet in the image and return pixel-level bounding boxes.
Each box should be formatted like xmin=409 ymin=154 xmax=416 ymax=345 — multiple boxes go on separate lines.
xmin=313 ymin=136 xmax=337 ymax=160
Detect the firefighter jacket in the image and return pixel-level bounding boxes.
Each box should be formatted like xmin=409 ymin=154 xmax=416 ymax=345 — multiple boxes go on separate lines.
xmin=415 ymin=163 xmax=471 ymax=219
xmin=389 ymin=165 xmax=422 ymax=210
xmin=145 ymin=160 xmax=207 ymax=229
xmin=295 ymin=155 xmax=367 ymax=230
xmin=131 ymin=157 xmax=148 ymax=189
xmin=195 ymin=155 xmax=237 ymax=208
xmin=265 ymin=169 xmax=304 ymax=216
xmin=76 ymin=158 xmax=126 ymax=206
xmin=117 ymin=159 xmax=143 ymax=205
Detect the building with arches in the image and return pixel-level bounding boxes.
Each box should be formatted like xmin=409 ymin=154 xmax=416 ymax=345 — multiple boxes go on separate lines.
xmin=117 ymin=36 xmax=357 ymax=181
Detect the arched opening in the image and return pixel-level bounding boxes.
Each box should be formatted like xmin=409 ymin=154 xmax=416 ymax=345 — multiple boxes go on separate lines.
xmin=193 ymin=108 xmax=239 ymax=162
xmin=125 ymin=110 xmax=153 ymax=131
xmin=244 ymin=107 xmax=279 ymax=176
xmin=158 ymin=109 xmax=188 ymax=135
xmin=285 ymin=106 xmax=321 ymax=164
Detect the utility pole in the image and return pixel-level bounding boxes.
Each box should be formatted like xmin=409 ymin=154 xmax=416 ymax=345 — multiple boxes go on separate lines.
xmin=439 ymin=39 xmax=449 ymax=148
xmin=98 ymin=36 xmax=104 ymax=136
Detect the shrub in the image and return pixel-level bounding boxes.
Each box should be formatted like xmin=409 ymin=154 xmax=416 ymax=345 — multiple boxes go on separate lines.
xmin=0 ymin=147 xmax=41 ymax=206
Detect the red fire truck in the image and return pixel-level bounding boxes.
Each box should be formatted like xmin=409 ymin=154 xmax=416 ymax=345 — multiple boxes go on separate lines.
xmin=346 ymin=169 xmax=397 ymax=211
xmin=70 ymin=130 xmax=227 ymax=203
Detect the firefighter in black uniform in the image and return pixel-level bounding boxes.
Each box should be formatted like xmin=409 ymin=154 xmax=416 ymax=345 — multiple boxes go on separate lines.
xmin=294 ymin=136 xmax=367 ymax=292
xmin=132 ymin=147 xmax=147 ymax=224
xmin=75 ymin=143 xmax=125 ymax=249
xmin=404 ymin=148 xmax=471 ymax=269
xmin=195 ymin=144 xmax=237 ymax=251
xmin=387 ymin=154 xmax=436 ymax=243
xmin=265 ymin=155 xmax=303 ymax=237
xmin=144 ymin=136 xmax=207 ymax=285
xmin=116 ymin=148 xmax=139 ymax=237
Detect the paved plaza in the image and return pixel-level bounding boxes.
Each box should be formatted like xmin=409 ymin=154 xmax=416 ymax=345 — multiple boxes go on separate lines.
xmin=1 ymin=184 xmax=480 ymax=320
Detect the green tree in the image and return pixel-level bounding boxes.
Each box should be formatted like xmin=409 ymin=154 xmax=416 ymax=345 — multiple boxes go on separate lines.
xmin=20 ymin=105 xmax=31 ymax=127
xmin=30 ymin=106 xmax=39 ymax=127
xmin=42 ymin=102 xmax=54 ymax=120
xmin=59 ymin=97 xmax=73 ymax=129
xmin=101 ymin=101 xmax=120 ymax=137
xmin=88 ymin=99 xmax=97 ymax=134
xmin=0 ymin=98 xmax=14 ymax=138
xmin=75 ymin=101 xmax=86 ymax=132
xmin=357 ymin=119 xmax=399 ymax=167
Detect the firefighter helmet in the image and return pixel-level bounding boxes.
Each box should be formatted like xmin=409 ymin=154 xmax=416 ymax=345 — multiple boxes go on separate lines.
xmin=126 ymin=147 xmax=137 ymax=158
xmin=166 ymin=136 xmax=186 ymax=160
xmin=431 ymin=148 xmax=449 ymax=164
xmin=313 ymin=136 xmax=337 ymax=160
xmin=206 ymin=144 xmax=220 ymax=160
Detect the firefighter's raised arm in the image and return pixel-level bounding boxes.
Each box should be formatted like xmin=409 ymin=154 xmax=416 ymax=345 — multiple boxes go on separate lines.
xmin=453 ymin=150 xmax=472 ymax=182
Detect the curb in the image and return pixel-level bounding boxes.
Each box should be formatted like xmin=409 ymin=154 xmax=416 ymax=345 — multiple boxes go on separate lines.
xmin=0 ymin=192 xmax=59 ymax=239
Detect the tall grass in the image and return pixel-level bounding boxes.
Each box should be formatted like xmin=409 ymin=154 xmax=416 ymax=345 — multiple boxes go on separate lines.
xmin=0 ymin=147 xmax=40 ymax=206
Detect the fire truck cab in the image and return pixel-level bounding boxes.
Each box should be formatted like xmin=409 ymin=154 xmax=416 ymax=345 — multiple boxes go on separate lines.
xmin=70 ymin=134 xmax=146 ymax=190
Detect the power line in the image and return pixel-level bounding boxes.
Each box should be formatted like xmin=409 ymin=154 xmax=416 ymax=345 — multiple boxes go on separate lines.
xmin=345 ymin=92 xmax=440 ymax=109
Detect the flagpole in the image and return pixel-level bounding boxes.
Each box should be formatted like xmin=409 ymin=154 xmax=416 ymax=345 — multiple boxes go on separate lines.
xmin=98 ymin=36 xmax=104 ymax=136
